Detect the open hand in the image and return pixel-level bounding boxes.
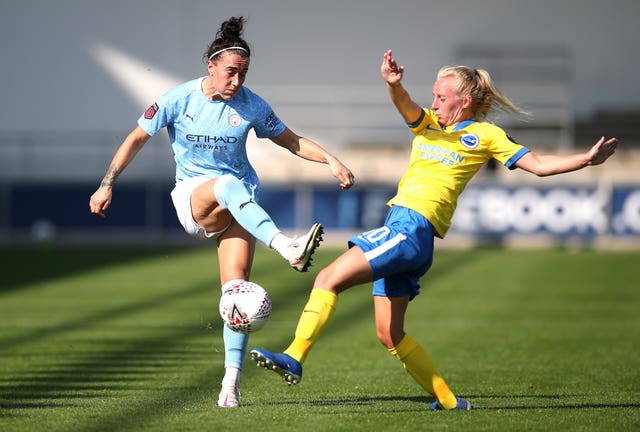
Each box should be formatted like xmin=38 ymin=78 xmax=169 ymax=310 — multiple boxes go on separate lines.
xmin=588 ymin=136 xmax=618 ymax=166
xmin=381 ymin=50 xmax=404 ymax=85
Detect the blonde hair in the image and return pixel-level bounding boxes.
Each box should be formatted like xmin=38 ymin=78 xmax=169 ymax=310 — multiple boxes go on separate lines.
xmin=437 ymin=65 xmax=529 ymax=121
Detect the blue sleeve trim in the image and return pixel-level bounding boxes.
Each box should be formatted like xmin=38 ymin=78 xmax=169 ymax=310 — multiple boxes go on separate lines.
xmin=505 ymin=147 xmax=530 ymax=170
xmin=406 ymin=109 xmax=426 ymax=129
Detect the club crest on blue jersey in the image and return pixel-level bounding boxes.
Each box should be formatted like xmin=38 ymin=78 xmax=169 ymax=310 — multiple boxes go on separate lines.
xmin=229 ymin=114 xmax=242 ymax=127
xmin=460 ymin=133 xmax=479 ymax=149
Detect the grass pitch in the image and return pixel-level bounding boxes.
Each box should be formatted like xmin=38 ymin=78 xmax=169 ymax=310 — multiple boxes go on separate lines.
xmin=0 ymin=244 xmax=638 ymax=431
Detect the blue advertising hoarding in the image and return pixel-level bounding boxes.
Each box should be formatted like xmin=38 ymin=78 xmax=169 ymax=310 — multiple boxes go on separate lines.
xmin=1 ymin=182 xmax=638 ymax=241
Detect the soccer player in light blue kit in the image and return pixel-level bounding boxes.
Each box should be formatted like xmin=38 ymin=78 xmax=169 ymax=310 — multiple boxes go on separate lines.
xmin=89 ymin=16 xmax=354 ymax=408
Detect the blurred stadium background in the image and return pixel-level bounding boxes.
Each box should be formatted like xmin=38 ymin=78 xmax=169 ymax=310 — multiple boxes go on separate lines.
xmin=1 ymin=0 xmax=638 ymax=248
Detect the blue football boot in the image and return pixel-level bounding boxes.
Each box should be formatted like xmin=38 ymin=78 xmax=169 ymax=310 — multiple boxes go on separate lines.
xmin=250 ymin=348 xmax=303 ymax=385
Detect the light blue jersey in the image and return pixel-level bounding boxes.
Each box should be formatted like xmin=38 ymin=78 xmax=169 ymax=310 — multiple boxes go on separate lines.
xmin=138 ymin=78 xmax=286 ymax=186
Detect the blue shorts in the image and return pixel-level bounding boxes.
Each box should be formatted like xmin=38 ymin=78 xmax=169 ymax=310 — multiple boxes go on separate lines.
xmin=349 ymin=206 xmax=435 ymax=299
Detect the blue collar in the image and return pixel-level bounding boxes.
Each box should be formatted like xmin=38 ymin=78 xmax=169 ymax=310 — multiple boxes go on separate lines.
xmin=452 ymin=119 xmax=476 ymax=131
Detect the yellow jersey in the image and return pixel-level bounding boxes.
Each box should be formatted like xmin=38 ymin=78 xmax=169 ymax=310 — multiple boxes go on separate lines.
xmin=388 ymin=108 xmax=529 ymax=238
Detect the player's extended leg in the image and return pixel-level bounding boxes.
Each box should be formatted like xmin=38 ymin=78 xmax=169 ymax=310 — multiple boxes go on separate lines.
xmin=215 ymin=223 xmax=255 ymax=408
xmin=194 ymin=174 xmax=322 ymax=272
xmin=375 ymin=295 xmax=471 ymax=411
xmin=212 ymin=174 xmax=280 ymax=247
xmin=249 ymin=288 xmax=335 ymax=385
xmin=251 ymin=245 xmax=373 ymax=384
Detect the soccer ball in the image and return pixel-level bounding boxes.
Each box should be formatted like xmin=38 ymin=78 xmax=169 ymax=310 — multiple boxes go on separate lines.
xmin=219 ymin=281 xmax=272 ymax=334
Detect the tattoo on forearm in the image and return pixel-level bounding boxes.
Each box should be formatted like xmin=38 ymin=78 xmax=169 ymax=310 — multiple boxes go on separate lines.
xmin=100 ymin=164 xmax=119 ymax=187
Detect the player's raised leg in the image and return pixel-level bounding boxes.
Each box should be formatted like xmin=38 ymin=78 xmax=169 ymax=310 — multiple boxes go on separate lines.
xmin=211 ymin=174 xmax=324 ymax=271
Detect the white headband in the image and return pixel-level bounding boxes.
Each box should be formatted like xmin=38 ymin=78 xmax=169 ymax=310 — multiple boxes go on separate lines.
xmin=208 ymin=46 xmax=248 ymax=60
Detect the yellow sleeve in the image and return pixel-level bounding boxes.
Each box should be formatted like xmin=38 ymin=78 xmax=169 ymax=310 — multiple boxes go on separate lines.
xmin=407 ymin=109 xmax=437 ymax=134
xmin=486 ymin=125 xmax=530 ymax=169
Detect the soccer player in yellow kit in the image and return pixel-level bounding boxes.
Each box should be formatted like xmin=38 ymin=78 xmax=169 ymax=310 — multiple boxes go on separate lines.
xmin=251 ymin=50 xmax=618 ymax=410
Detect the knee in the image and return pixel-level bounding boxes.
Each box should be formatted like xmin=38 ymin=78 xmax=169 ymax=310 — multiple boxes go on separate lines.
xmin=376 ymin=326 xmax=405 ymax=349
xmin=313 ymin=268 xmax=340 ymax=294
xmin=313 ymin=268 xmax=332 ymax=291
xmin=194 ymin=206 xmax=233 ymax=233
xmin=376 ymin=329 xmax=395 ymax=349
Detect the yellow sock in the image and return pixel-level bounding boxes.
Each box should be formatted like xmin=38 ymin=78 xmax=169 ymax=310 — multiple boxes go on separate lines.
xmin=388 ymin=334 xmax=458 ymax=410
xmin=283 ymin=289 xmax=338 ymax=363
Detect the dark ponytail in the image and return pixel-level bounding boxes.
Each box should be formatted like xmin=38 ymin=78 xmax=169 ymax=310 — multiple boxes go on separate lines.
xmin=203 ymin=16 xmax=251 ymax=63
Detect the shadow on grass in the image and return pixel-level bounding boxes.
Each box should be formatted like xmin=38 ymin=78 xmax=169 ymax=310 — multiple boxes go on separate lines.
xmin=0 ymin=244 xmax=200 ymax=294
xmin=468 ymin=394 xmax=640 ymax=410
xmin=261 ymin=394 xmax=429 ymax=407
xmin=484 ymin=402 xmax=640 ymax=410
xmin=0 ymin=278 xmax=215 ymax=352
xmin=258 ymin=394 xmax=640 ymax=411
xmin=0 ymin=313 xmax=218 ymax=418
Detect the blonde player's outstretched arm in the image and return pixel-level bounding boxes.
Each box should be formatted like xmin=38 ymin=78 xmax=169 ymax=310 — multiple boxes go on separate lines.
xmin=515 ymin=136 xmax=618 ymax=177
xmin=381 ymin=50 xmax=422 ymax=124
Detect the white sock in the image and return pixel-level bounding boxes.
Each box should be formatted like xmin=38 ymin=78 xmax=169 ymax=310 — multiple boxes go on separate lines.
xmin=222 ymin=367 xmax=241 ymax=387
xmin=269 ymin=232 xmax=291 ymax=259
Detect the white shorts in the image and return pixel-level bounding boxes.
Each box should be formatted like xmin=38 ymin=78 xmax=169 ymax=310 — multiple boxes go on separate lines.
xmin=170 ymin=176 xmax=231 ymax=241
